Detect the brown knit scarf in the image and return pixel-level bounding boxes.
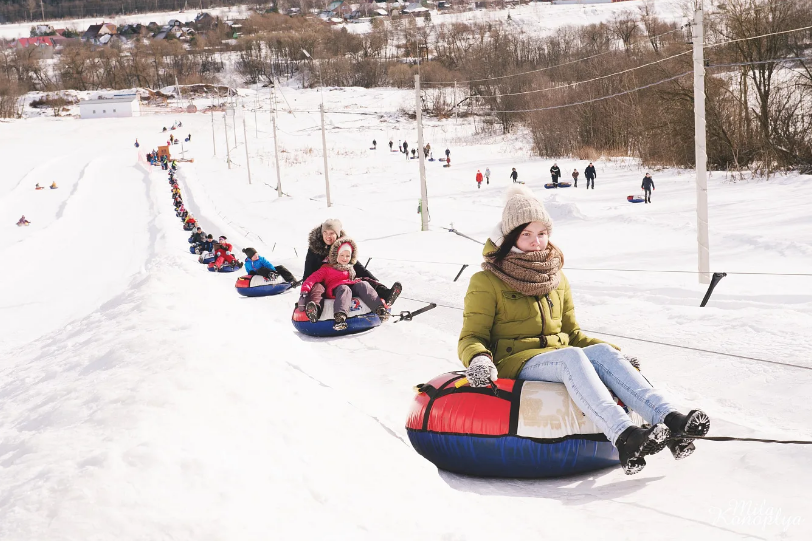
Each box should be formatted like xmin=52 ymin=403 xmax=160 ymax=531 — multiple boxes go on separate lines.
xmin=482 ymin=245 xmax=563 ymax=296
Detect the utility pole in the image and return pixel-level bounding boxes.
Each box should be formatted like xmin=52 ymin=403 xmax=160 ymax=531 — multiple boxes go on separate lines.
xmin=243 ymin=117 xmax=252 ymax=184
xmin=415 ymin=74 xmax=429 ymax=232
xmin=231 ymin=107 xmax=237 ymax=150
xmin=272 ymin=115 xmax=282 ymax=197
xmin=224 ymin=110 xmax=231 ymax=169
xmin=319 ymin=102 xmax=332 ymax=207
xmin=40 ymin=0 xmax=44 ymax=20
xmin=693 ymin=6 xmax=710 ymax=284
xmin=453 ymin=81 xmax=458 ymax=123
xmin=211 ymin=109 xmax=216 ymax=156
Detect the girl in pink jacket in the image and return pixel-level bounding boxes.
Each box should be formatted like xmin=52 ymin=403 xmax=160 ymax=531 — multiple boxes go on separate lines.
xmin=298 ymin=238 xmax=390 ymax=330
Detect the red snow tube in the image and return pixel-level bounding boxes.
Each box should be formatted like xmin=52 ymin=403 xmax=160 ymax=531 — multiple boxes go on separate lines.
xmin=406 ymin=372 xmax=642 ymax=478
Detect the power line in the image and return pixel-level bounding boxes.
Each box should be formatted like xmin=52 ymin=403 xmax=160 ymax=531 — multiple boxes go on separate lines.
xmin=471 ymin=51 xmax=692 ymax=99
xmin=708 ymin=56 xmax=812 ymax=68
xmin=481 ymin=71 xmax=692 ymax=114
xmin=422 ymin=27 xmax=686 ymax=86
xmin=708 ymin=23 xmax=812 ymax=48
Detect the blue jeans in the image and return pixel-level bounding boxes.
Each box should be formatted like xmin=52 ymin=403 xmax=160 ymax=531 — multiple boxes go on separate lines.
xmin=517 ymin=343 xmax=677 ymax=445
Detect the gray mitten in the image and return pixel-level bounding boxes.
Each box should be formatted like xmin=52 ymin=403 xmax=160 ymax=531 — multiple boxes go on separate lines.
xmin=466 ymin=355 xmax=498 ymax=387
xmin=623 ymin=354 xmax=641 ymax=370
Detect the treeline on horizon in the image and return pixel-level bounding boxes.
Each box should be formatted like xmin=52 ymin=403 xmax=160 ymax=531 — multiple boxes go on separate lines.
xmin=0 ymin=0 xmax=242 ymax=24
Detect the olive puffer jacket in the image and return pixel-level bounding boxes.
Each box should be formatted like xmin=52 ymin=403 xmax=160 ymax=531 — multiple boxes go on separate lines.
xmin=458 ymin=242 xmax=616 ymax=379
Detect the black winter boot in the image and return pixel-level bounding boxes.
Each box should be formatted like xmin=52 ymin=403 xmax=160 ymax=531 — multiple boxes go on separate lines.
xmin=305 ymin=301 xmax=321 ymax=323
xmin=385 ymin=282 xmax=403 ymax=306
xmin=664 ymin=410 xmax=711 ymax=460
xmin=615 ymin=424 xmax=671 ymax=475
xmin=333 ymin=312 xmax=348 ymax=331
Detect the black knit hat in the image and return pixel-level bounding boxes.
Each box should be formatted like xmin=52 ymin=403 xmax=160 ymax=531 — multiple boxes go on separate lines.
xmin=243 ymin=247 xmax=257 ymax=258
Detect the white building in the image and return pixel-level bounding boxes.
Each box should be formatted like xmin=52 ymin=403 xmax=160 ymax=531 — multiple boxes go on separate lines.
xmin=79 ymin=95 xmax=140 ymax=119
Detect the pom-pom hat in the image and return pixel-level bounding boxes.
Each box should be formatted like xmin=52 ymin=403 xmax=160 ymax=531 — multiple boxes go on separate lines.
xmin=500 ymin=185 xmax=553 ymax=237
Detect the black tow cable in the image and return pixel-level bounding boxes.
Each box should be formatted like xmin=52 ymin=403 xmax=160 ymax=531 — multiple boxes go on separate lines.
xmin=395 ymin=303 xmax=437 ymax=323
xmin=688 ymin=435 xmax=812 ymax=445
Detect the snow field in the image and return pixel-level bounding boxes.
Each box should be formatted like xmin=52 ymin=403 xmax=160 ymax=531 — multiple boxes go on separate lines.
xmin=1 ymin=84 xmax=812 ymax=540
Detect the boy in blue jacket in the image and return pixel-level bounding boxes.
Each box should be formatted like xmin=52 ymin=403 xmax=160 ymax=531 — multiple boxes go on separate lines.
xmin=242 ymin=247 xmax=299 ymax=286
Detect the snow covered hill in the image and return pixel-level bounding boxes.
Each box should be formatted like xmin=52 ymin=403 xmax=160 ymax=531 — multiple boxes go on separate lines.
xmin=1 ymin=87 xmax=811 ymax=540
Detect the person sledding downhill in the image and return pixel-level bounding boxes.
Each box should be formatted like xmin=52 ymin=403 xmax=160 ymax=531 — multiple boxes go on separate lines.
xmin=302 ymin=219 xmax=402 ymax=320
xmin=298 ymin=238 xmax=390 ymax=331
xmin=242 ymin=247 xmax=300 ymax=286
xmin=209 ymin=235 xmax=242 ymax=271
xmin=190 ymin=226 xmax=206 ymax=244
xmin=458 ymin=185 xmax=710 ymax=475
xmin=17 ymin=215 xmax=31 ymax=226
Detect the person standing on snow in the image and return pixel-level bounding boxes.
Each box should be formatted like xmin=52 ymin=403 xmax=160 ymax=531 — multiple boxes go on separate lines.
xmin=402 ymin=141 xmax=409 ymax=159
xmin=372 ymin=139 xmax=377 ymax=150
xmin=642 ymin=173 xmax=655 ymax=203
xmin=458 ymin=185 xmax=710 ymax=474
xmin=242 ymin=247 xmax=299 ymax=285
xmin=389 ymin=140 xmax=393 ymax=151
xmin=550 ymin=163 xmax=561 ymax=187
xmin=476 ymin=170 xmax=484 ymax=189
xmin=572 ymin=168 xmax=579 ymax=188
xmin=445 ymin=148 xmax=451 ymax=160
xmin=510 ymin=168 xmax=518 ymax=183
xmin=485 ymin=167 xmax=491 ymax=185
xmin=585 ymin=163 xmax=596 ymax=189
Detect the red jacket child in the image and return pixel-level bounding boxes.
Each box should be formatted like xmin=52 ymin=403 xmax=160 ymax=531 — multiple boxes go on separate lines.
xmin=211 ymin=236 xmax=237 ymax=269
xmin=476 ymin=170 xmax=483 ymax=185
xmin=300 ymin=238 xmax=360 ymax=299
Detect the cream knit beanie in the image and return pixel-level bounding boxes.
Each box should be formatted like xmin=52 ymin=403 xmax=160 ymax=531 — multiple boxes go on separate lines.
xmin=500 ymin=185 xmax=553 ymax=236
xmin=321 ymin=218 xmax=343 ymax=236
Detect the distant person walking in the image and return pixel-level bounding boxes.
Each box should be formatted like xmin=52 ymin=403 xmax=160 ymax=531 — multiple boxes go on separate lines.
xmin=642 ymin=173 xmax=655 ymax=203
xmin=445 ymin=148 xmax=450 ymax=159
xmin=372 ymin=139 xmax=377 ymax=149
xmin=476 ymin=170 xmax=483 ymax=189
xmin=403 ymin=141 xmax=409 ymax=159
xmin=550 ymin=163 xmax=561 ymax=187
xmin=389 ymin=140 xmax=393 ymax=151
xmin=585 ymin=162 xmax=596 ymax=189
xmin=510 ymin=168 xmax=518 ymax=183
xmin=572 ymin=168 xmax=579 ymax=188
xmin=485 ymin=167 xmax=491 ymax=185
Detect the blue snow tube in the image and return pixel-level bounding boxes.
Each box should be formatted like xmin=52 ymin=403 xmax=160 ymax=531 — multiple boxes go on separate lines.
xmin=198 ymin=252 xmax=215 ymax=264
xmin=235 ymin=274 xmax=292 ymax=297
xmin=291 ymin=298 xmax=383 ymax=337
xmin=188 ymin=236 xmax=195 ymax=244
xmin=627 ymin=195 xmax=645 ymax=203
xmin=208 ymin=262 xmax=241 ymax=273
xmin=189 ymin=245 xmax=198 ymax=254
xmin=406 ymin=373 xmax=642 ymax=478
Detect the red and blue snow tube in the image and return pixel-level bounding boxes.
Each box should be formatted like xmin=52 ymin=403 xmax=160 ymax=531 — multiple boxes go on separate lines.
xmin=627 ymin=195 xmax=645 ymax=203
xmin=235 ymin=274 xmax=292 ymax=297
xmin=406 ymin=372 xmax=641 ymax=478
xmin=291 ymin=298 xmax=383 ymax=337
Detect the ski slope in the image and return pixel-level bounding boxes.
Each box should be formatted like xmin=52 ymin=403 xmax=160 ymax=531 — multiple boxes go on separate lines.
xmin=1 ymin=88 xmax=811 ymax=540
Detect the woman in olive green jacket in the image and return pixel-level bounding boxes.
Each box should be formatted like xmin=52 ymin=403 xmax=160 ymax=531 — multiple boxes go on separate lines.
xmin=459 ymin=185 xmax=710 ymax=475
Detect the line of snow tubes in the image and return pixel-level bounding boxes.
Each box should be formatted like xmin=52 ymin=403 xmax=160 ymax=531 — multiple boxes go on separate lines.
xmin=406 ymin=372 xmax=643 ymax=478
xmin=235 ymin=274 xmax=292 ymax=297
xmin=292 ymin=298 xmax=383 ymax=337
xmin=544 ymin=182 xmax=572 ymax=189
xmin=627 ymin=195 xmax=645 ymax=203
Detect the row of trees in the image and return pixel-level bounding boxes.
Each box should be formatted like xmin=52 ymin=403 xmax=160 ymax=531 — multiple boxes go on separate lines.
xmin=0 ymin=0 xmax=243 ymax=23
xmin=1 ymin=0 xmax=809 ymax=172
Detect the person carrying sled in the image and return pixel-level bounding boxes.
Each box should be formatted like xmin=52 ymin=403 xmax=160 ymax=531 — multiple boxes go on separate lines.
xmin=242 ymin=247 xmax=299 ymax=286
xmin=485 ymin=167 xmax=491 ymax=185
xmin=585 ymin=162 xmax=596 ymax=189
xmin=298 ymin=238 xmax=390 ymax=331
xmin=17 ymin=215 xmax=31 ymax=226
xmin=458 ymin=185 xmax=710 ymax=475
xmin=510 ymin=168 xmax=518 ymax=183
xmin=301 ymin=219 xmax=402 ymax=321
xmin=572 ymin=168 xmax=579 ymax=188
xmin=476 ymin=170 xmax=484 ymax=189
xmin=550 ymin=163 xmax=561 ymax=187
xmin=211 ymin=236 xmax=241 ymax=271
xmin=642 ymin=173 xmax=655 ymax=203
